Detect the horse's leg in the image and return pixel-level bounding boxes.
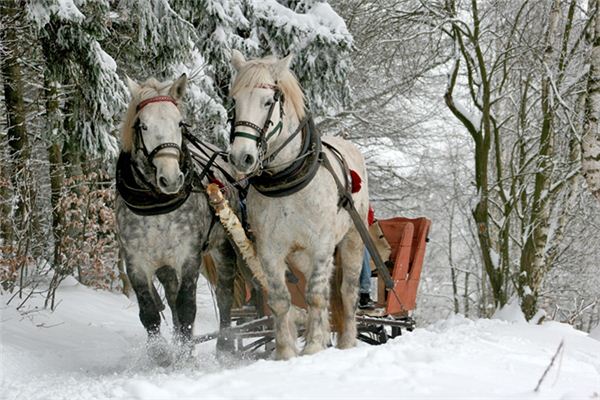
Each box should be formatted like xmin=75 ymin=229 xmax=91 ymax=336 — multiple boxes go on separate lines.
xmin=210 ymin=240 xmax=237 ymax=352
xmin=126 ymin=262 xmax=173 ymax=365
xmin=334 ymin=228 xmax=363 ymax=349
xmin=156 ymin=265 xmax=180 ymax=330
xmin=175 ymin=258 xmax=201 ymax=343
xmin=127 ymin=264 xmax=163 ymax=336
xmin=264 ymin=256 xmax=297 ymax=360
xmin=302 ymin=251 xmax=334 ymax=355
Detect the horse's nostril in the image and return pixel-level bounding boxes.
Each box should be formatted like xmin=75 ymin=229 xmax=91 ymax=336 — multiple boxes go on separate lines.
xmin=243 ymin=154 xmax=255 ymax=167
xmin=177 ymin=172 xmax=184 ymax=186
xmin=158 ymin=176 xmax=168 ymax=188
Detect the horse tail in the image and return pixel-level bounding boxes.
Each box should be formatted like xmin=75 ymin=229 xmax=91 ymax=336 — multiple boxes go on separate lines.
xmin=202 ymin=254 xmax=218 ymax=286
xmin=233 ymin=269 xmax=247 ymax=308
xmin=330 ymin=248 xmax=344 ymax=333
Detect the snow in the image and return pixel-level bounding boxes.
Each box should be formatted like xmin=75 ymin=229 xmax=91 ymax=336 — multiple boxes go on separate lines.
xmin=27 ymin=0 xmax=85 ymax=27
xmin=489 ymin=248 xmax=500 ymax=269
xmin=2 ymin=279 xmax=599 ymax=400
xmin=492 ymin=297 xmax=527 ymax=323
xmin=591 ymin=325 xmax=600 ymax=341
xmin=93 ymin=42 xmax=118 ymax=72
xmin=254 ymin=1 xmax=352 ymax=47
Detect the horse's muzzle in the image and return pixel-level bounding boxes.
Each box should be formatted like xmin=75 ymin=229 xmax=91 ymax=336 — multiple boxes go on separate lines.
xmin=156 ymin=170 xmax=184 ymax=194
xmin=229 ymin=151 xmax=257 ymax=176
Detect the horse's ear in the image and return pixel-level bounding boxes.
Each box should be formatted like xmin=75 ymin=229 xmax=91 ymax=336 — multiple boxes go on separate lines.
xmin=169 ymin=73 xmax=187 ymax=101
xmin=274 ymin=53 xmax=293 ymax=78
xmin=231 ymin=49 xmax=246 ymax=71
xmin=126 ymin=76 xmax=140 ymax=96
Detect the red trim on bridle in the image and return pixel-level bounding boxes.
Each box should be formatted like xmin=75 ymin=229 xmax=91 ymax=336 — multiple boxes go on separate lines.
xmin=136 ymin=96 xmax=178 ymax=112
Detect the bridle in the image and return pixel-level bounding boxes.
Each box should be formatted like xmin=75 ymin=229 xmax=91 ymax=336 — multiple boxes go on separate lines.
xmin=133 ymin=95 xmax=184 ymax=165
xmin=230 ymin=83 xmax=285 ymax=168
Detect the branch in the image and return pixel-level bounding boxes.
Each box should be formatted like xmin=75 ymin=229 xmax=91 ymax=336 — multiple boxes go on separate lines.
xmin=534 ymin=340 xmax=564 ymax=392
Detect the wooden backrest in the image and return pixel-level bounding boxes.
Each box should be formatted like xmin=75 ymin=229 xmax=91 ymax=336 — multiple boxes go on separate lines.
xmin=377 ymin=217 xmax=431 ymax=315
xmin=378 ymin=217 xmax=431 ymax=272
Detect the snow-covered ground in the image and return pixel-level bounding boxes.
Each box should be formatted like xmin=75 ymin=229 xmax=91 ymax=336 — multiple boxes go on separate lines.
xmin=1 ymin=277 xmax=599 ymax=400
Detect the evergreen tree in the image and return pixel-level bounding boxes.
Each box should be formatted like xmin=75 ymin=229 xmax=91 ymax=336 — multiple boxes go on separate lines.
xmin=28 ymin=0 xmax=126 ymax=161
xmin=174 ymin=0 xmax=353 ymax=127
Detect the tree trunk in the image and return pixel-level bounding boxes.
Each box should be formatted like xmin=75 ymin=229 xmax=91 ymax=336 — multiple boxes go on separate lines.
xmin=0 ymin=0 xmax=30 ymax=243
xmin=583 ymin=0 xmax=600 ymax=202
xmin=0 ymin=150 xmax=13 ymax=242
xmin=518 ymin=0 xmax=561 ymax=320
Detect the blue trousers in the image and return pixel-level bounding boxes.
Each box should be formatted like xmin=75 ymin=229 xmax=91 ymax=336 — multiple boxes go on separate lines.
xmin=360 ymin=247 xmax=371 ymax=294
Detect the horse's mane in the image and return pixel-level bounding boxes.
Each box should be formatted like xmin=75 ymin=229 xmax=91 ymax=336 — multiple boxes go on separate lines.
xmin=231 ymin=56 xmax=306 ymax=120
xmin=120 ymin=78 xmax=177 ymax=153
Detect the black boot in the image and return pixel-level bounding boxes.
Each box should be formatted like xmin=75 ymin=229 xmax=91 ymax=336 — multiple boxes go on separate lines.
xmin=358 ymin=292 xmax=376 ymax=309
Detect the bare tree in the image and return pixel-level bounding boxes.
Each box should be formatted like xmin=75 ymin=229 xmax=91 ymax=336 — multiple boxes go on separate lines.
xmin=583 ymin=0 xmax=600 ymax=201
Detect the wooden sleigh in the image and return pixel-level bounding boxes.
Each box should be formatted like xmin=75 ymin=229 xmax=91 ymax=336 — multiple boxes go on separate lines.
xmin=196 ymin=215 xmax=432 ymax=352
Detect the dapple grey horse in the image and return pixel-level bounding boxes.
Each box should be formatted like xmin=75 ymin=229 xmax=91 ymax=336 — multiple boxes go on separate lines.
xmin=115 ymin=75 xmax=237 ymax=363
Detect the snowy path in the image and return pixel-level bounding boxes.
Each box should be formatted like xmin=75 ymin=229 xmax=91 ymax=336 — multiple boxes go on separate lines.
xmin=1 ymin=278 xmax=599 ymax=400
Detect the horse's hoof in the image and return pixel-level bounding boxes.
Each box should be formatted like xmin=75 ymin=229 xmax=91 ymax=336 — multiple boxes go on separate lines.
xmin=336 ymin=336 xmax=356 ymax=349
xmin=147 ymin=336 xmax=173 ymax=367
xmin=302 ymin=342 xmax=326 ymax=356
xmin=275 ymin=347 xmax=297 ymax=360
xmin=216 ymin=335 xmax=236 ymax=353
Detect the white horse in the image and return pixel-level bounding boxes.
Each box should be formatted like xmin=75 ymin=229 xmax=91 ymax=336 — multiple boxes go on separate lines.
xmin=228 ymin=50 xmax=369 ymax=359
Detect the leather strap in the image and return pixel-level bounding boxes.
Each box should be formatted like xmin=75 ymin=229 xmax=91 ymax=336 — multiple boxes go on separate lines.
xmin=137 ymin=96 xmax=177 ymax=112
xmin=249 ymin=115 xmax=321 ymax=197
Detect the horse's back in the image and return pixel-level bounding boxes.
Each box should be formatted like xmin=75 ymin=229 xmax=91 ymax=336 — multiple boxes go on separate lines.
xmin=322 ymin=136 xmax=367 ymax=176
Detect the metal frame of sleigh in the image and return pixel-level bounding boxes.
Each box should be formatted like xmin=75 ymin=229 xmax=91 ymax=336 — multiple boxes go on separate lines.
xmin=195 ymin=202 xmax=432 ymax=353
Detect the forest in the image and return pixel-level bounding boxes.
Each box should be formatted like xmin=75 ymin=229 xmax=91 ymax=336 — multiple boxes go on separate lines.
xmin=1 ymin=0 xmax=599 ymax=334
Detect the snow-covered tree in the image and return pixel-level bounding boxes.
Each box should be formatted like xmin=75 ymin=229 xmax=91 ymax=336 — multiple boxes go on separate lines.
xmin=175 ymin=0 xmax=353 ymax=118
xmin=583 ymin=0 xmax=600 ymax=202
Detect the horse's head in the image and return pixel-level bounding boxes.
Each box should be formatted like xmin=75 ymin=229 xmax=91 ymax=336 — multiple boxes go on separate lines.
xmin=228 ymin=50 xmax=305 ymax=176
xmin=122 ymin=74 xmax=187 ymax=194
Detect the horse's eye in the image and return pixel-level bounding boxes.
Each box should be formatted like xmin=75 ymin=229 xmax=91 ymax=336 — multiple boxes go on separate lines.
xmin=139 ymin=123 xmax=148 ymax=131
xmin=265 ymin=99 xmax=274 ymax=107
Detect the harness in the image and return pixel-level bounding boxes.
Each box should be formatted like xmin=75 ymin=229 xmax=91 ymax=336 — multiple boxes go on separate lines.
xmin=133 ymin=96 xmax=182 ymax=163
xmin=116 ymin=95 xmax=194 ymax=216
xmin=230 ymin=83 xmax=285 ymax=165
xmin=116 ymin=142 xmax=195 ymax=216
xmin=230 ymin=84 xmax=322 ymax=197
xmin=249 ymin=116 xmax=321 ymax=197
xmin=117 ymin=97 xmax=237 ymax=245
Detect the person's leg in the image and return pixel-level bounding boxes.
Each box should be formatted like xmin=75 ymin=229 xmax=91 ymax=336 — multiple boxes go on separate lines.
xmin=359 ymin=247 xmax=375 ymax=309
xmin=359 ymin=247 xmax=371 ymax=294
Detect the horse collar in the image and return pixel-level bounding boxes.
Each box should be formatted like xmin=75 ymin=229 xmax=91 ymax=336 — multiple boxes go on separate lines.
xmin=116 ymin=143 xmax=194 ymax=216
xmin=249 ymin=115 xmax=322 ymax=197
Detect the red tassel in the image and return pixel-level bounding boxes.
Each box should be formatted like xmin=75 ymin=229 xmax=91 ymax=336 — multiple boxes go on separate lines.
xmin=350 ymin=170 xmax=362 ymax=193
xmin=210 ymin=178 xmax=225 ymax=189
xmin=368 ymin=205 xmax=375 ymax=225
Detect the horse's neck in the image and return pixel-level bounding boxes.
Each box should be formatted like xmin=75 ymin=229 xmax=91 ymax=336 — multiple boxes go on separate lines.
xmin=265 ymin=114 xmax=303 ymax=174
